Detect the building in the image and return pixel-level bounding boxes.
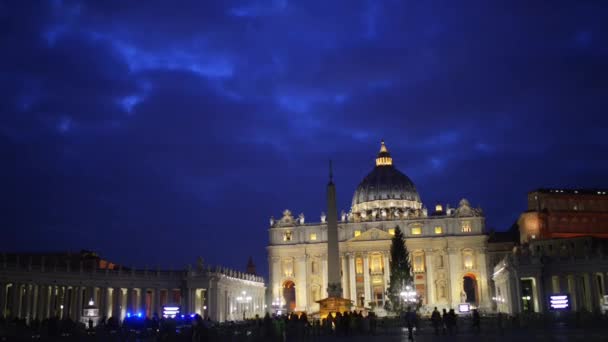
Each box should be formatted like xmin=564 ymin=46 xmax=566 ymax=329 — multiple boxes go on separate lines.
xmin=494 ymin=188 xmax=608 ymax=314
xmin=267 ymin=141 xmax=493 ymax=314
xmin=493 ymin=236 xmax=608 ymax=314
xmin=0 ymin=251 xmax=265 ymax=323
xmin=519 ymin=188 xmax=608 ymax=243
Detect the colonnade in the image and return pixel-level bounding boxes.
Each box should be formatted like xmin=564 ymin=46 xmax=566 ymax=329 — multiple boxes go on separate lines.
xmin=0 ymin=283 xmax=209 ymax=322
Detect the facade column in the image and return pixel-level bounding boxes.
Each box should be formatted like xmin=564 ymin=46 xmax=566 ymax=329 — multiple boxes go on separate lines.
xmin=447 ymin=248 xmax=460 ymax=307
xmin=295 ymin=255 xmax=307 ymax=311
xmin=48 ymin=286 xmax=57 ymax=318
xmin=534 ymin=276 xmax=545 ymax=313
xmin=349 ymin=254 xmax=356 ymax=302
xmin=321 ymin=256 xmax=328 ymax=298
xmin=98 ymin=287 xmax=107 ymax=318
xmin=363 ymin=254 xmax=371 ymax=307
xmin=383 ymin=252 xmax=390 ymax=292
xmin=425 ymin=251 xmax=435 ymax=305
xmin=270 ymin=257 xmax=281 ymax=305
xmin=341 ymin=254 xmax=349 ymax=300
xmin=476 ymin=247 xmax=490 ymax=309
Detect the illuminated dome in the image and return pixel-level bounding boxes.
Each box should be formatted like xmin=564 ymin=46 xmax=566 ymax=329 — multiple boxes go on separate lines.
xmin=351 ymin=141 xmax=422 ymax=220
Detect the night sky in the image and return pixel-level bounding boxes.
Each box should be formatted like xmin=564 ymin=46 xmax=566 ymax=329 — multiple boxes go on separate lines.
xmin=2 ymin=1 xmax=607 ymax=279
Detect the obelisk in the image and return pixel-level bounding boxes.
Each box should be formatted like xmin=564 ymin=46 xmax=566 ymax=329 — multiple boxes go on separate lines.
xmin=317 ymin=161 xmax=351 ymax=317
xmin=326 ymin=160 xmax=343 ymax=297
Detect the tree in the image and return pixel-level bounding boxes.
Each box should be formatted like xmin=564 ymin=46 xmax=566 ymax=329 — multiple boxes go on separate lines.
xmin=385 ymin=226 xmax=413 ymax=313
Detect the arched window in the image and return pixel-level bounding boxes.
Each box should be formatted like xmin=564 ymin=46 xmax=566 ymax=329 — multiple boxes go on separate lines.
xmin=370 ymin=253 xmax=383 ymax=273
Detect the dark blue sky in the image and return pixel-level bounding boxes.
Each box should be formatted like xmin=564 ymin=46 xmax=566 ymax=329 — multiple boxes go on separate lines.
xmin=1 ymin=1 xmax=607 ymax=279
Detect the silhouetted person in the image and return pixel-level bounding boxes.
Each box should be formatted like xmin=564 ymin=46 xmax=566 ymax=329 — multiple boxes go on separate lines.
xmin=472 ymin=309 xmax=480 ymax=333
xmin=404 ymin=307 xmax=414 ymax=341
xmin=441 ymin=308 xmax=448 ymax=335
xmin=431 ymin=307 xmax=441 ymax=335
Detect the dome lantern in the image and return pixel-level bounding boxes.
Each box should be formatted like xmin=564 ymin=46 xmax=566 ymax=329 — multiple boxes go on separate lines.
xmin=375 ymin=140 xmax=393 ymax=166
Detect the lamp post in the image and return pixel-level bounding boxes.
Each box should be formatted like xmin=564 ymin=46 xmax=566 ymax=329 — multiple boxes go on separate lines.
xmin=400 ymin=285 xmax=418 ymax=308
xmin=272 ymin=297 xmax=284 ymax=315
xmin=236 ymin=291 xmax=252 ymax=320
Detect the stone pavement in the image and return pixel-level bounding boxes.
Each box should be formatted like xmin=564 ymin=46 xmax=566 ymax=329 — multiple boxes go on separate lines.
xmin=314 ymin=327 xmax=607 ymax=342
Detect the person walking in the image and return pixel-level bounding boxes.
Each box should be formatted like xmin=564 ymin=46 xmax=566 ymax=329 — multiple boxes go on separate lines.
xmin=404 ymin=307 xmax=415 ymax=341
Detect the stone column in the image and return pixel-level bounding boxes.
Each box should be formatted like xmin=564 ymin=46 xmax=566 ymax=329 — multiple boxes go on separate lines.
xmin=363 ymin=254 xmax=371 ymax=307
xmin=341 ymin=254 xmax=349 ymax=299
xmin=567 ymin=275 xmax=577 ymax=310
xmin=69 ymin=286 xmax=78 ymax=320
xmin=37 ymin=285 xmax=47 ymax=320
xmin=98 ymin=287 xmax=107 ymax=318
xmin=295 ymin=255 xmax=307 ymax=311
xmin=112 ymin=287 xmax=122 ymax=319
xmin=75 ymin=286 xmax=83 ymax=322
xmin=207 ymin=284 xmax=216 ymax=321
xmin=383 ymin=252 xmax=390 ymax=291
xmin=534 ymin=276 xmax=545 ymax=313
xmin=349 ymin=254 xmax=356 ymax=302
xmin=154 ymin=288 xmax=161 ymax=317
xmin=12 ymin=283 xmax=22 ymax=318
xmin=425 ymin=251 xmax=435 ymax=305
xmin=24 ymin=284 xmax=32 ymax=321
xmin=0 ymin=282 xmax=6 ymax=317
xmin=126 ymin=288 xmax=134 ymax=314
xmin=589 ymin=272 xmax=600 ymax=312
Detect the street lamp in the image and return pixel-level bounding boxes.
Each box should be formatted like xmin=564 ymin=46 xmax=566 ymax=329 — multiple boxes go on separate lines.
xmin=272 ymin=297 xmax=284 ymax=315
xmin=236 ymin=291 xmax=252 ymax=320
xmin=400 ymin=285 xmax=418 ymax=306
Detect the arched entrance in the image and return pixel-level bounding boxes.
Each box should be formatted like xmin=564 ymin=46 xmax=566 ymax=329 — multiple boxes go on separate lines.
xmin=282 ymin=281 xmax=296 ymax=312
xmin=463 ymin=273 xmax=479 ymax=305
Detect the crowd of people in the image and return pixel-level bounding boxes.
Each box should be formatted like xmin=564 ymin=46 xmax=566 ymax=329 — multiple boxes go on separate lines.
xmin=2 ymin=308 xmax=608 ymax=341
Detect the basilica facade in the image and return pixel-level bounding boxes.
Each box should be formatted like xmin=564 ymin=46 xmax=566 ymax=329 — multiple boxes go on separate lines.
xmin=267 ymin=141 xmax=492 ymax=314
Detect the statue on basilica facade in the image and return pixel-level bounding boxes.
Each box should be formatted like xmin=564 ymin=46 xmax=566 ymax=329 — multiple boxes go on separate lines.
xmin=298 ymin=213 xmax=305 ymax=225
xmin=321 ymin=212 xmax=326 ymax=223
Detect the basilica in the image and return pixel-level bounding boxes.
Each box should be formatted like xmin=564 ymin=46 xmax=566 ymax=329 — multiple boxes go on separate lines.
xmin=267 ymin=141 xmax=492 ymax=314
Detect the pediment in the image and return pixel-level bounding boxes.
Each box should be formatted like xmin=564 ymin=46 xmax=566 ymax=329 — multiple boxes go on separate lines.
xmin=349 ymin=228 xmax=393 ymax=242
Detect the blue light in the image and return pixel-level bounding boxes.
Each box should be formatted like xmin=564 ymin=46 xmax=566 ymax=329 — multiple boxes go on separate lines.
xmin=190 ymin=314 xmax=195 ymax=318
xmin=181 ymin=315 xmax=185 ymax=318
xmin=137 ymin=312 xmax=142 ymax=318
xmin=126 ymin=313 xmax=131 ymax=318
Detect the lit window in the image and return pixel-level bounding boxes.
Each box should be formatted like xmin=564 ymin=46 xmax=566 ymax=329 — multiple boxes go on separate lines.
xmin=355 ymin=258 xmax=363 ymax=274
xmin=388 ymin=228 xmax=395 ymax=235
xmin=411 ymin=227 xmax=422 ymax=235
xmin=461 ymin=221 xmax=472 ymax=233
xmin=434 ymin=226 xmax=443 ymax=234
xmin=413 ymin=253 xmax=424 ymax=272
xmin=309 ymin=233 xmax=317 ymax=241
xmin=354 ymin=230 xmax=361 ymax=237
xmin=283 ymin=231 xmax=292 ymax=241
xmin=435 ymin=204 xmax=443 ymax=212
xmin=371 ymin=254 xmax=382 ymax=273
xmin=463 ymin=251 xmax=474 ymax=269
